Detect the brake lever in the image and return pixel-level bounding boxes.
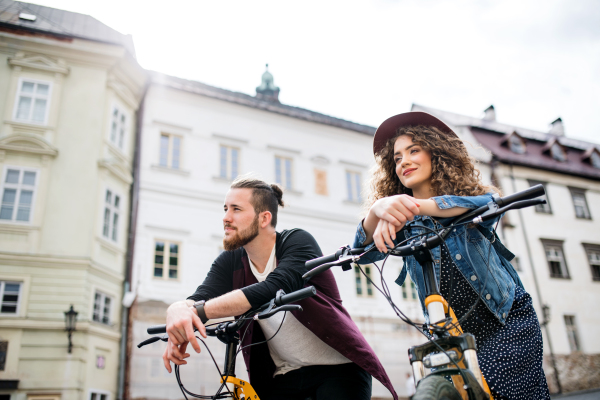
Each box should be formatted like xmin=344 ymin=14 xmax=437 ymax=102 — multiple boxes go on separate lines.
xmin=137 ymin=334 xmax=168 ymax=348
xmin=255 ymin=304 xmax=303 ymax=320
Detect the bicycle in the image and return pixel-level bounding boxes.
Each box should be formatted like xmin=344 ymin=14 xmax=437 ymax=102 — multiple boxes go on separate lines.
xmin=302 ymin=185 xmax=547 ymax=400
xmin=138 ymin=285 xmax=317 ymax=400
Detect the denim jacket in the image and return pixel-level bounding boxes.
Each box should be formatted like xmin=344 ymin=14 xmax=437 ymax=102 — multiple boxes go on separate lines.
xmin=353 ymin=194 xmax=523 ymax=325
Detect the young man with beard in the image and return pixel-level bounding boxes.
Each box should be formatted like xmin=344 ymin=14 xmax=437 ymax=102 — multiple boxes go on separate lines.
xmin=162 ymin=177 xmax=397 ymax=400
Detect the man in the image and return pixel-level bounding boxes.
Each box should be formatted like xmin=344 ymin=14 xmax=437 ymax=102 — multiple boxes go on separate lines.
xmin=163 ymin=177 xmax=397 ymax=400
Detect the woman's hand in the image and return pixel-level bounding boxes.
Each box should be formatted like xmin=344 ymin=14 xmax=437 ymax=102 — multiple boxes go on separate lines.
xmin=371 ymin=195 xmax=421 ymax=227
xmin=372 ymin=219 xmax=404 ymax=253
xmin=362 ymin=195 xmax=420 ymax=251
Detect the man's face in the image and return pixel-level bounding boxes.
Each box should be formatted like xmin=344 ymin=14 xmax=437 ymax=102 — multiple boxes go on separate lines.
xmin=222 ymin=188 xmax=260 ymax=251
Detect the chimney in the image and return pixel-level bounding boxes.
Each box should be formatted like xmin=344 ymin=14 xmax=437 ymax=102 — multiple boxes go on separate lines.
xmin=255 ymin=64 xmax=280 ymax=103
xmin=549 ymin=117 xmax=564 ymax=136
xmin=483 ymin=105 xmax=496 ymax=122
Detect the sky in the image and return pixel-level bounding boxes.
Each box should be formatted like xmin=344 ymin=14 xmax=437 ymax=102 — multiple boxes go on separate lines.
xmin=26 ymin=0 xmax=600 ymax=144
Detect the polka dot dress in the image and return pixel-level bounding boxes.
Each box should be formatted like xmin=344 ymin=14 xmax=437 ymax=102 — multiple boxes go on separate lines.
xmin=438 ymin=244 xmax=550 ymax=400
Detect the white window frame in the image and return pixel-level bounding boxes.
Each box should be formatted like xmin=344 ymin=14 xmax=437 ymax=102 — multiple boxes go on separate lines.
xmin=153 ymin=240 xmax=180 ymax=280
xmin=12 ymin=78 xmax=52 ymax=125
xmin=92 ymin=291 xmax=112 ymax=325
xmin=528 ymin=180 xmax=552 ymax=214
xmin=274 ymin=155 xmax=293 ymax=190
xmin=0 ymin=281 xmax=22 ymax=316
xmin=108 ymin=104 xmax=128 ymax=150
xmin=401 ymin=278 xmax=418 ymax=301
xmin=569 ymin=188 xmax=591 ymax=220
xmin=564 ymin=315 xmax=581 ymax=352
xmin=508 ymin=134 xmax=526 ymax=154
xmin=102 ymin=188 xmax=120 ymax=242
xmin=346 ymin=170 xmax=362 ymax=202
xmin=159 ymin=133 xmax=182 ymax=169
xmin=583 ymin=244 xmax=600 ymax=282
xmin=542 ymin=240 xmax=570 ymax=279
xmin=0 ymin=166 xmax=40 ymax=224
xmin=354 ymin=264 xmax=374 ymax=297
xmin=89 ymin=389 xmax=111 ymax=400
xmin=219 ymin=145 xmax=240 ymax=180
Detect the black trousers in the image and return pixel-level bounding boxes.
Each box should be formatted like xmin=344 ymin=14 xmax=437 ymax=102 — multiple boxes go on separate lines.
xmin=262 ymin=363 xmax=372 ymax=400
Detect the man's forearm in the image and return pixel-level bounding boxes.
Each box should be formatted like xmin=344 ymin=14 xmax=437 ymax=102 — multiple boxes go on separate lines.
xmin=203 ymin=289 xmax=252 ymax=319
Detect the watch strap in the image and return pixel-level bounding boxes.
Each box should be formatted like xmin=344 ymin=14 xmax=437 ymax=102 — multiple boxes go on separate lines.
xmin=193 ymin=300 xmax=209 ymax=324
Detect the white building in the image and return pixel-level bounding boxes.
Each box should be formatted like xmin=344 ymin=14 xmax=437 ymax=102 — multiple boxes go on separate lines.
xmin=0 ymin=2 xmax=146 ymax=400
xmin=128 ymin=70 xmax=424 ymax=400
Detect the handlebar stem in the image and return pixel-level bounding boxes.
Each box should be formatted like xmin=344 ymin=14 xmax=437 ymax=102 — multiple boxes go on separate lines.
xmin=412 ymin=247 xmax=441 ymax=297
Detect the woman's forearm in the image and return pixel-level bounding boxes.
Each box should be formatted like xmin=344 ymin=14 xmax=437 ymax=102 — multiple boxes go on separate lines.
xmin=417 ymin=199 xmax=468 ymax=217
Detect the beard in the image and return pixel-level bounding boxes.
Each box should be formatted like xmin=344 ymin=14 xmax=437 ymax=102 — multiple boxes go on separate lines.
xmin=223 ymin=214 xmax=260 ymax=251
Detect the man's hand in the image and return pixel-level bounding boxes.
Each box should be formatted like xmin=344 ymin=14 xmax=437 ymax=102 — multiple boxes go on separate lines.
xmin=162 ymin=300 xmax=207 ymax=373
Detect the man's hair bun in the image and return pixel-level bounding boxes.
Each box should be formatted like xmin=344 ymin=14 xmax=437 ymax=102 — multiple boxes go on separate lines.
xmin=270 ymin=183 xmax=285 ymax=207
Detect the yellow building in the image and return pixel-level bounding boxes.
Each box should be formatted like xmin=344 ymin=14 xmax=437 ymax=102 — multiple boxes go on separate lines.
xmin=0 ymin=2 xmax=146 ymax=400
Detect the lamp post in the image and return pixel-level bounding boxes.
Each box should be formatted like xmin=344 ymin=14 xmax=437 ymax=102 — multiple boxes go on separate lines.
xmin=64 ymin=305 xmax=78 ymax=353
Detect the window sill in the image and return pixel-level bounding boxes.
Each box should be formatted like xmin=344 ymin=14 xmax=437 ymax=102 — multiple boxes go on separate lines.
xmin=549 ymin=275 xmax=571 ymax=280
xmin=152 ymin=164 xmax=190 ymax=176
xmin=97 ymin=235 xmax=123 ymax=254
xmin=212 ymin=175 xmax=233 ymax=183
xmin=575 ymin=216 xmax=593 ymax=221
xmin=6 ymin=120 xmax=53 ymax=132
xmin=343 ymin=200 xmax=362 ymax=206
xmin=284 ymin=189 xmax=303 ymax=196
xmin=0 ymin=222 xmax=40 ymax=232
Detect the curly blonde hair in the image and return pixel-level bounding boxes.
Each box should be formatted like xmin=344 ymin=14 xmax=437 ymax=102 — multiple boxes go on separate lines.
xmin=366 ymin=125 xmax=499 ymax=206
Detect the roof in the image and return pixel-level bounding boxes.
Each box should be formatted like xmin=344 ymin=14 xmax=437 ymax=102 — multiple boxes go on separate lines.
xmin=150 ymin=72 xmax=376 ymax=136
xmin=0 ymin=0 xmax=136 ymax=56
xmin=412 ymin=104 xmax=600 ymax=180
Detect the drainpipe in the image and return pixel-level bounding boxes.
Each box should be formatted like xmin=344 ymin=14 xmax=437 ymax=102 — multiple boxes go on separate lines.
xmin=117 ymin=79 xmax=149 ymax=400
xmin=508 ymin=164 xmax=562 ymax=394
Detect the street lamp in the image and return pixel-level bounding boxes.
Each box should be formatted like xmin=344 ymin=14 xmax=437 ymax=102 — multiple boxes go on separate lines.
xmin=64 ymin=305 xmax=78 ymax=353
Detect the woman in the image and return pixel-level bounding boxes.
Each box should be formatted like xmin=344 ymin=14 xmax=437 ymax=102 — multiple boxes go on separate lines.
xmin=353 ymin=112 xmax=550 ymax=400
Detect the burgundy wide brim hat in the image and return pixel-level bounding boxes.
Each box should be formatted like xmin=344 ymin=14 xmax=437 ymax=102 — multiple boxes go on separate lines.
xmin=372 ymin=111 xmax=458 ymax=155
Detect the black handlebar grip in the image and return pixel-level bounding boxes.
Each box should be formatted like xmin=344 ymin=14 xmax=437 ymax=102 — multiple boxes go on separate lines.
xmin=147 ymin=324 xmax=167 ymax=335
xmin=497 ymin=184 xmax=545 ymax=207
xmin=276 ymin=286 xmax=317 ymax=306
xmin=305 ymin=253 xmax=339 ymax=270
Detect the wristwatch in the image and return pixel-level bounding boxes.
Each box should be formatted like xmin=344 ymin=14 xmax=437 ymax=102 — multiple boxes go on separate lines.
xmin=192 ymin=300 xmax=209 ymax=324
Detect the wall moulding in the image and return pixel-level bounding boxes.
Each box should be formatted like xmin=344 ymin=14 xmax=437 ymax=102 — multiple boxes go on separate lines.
xmin=0 ymin=133 xmax=58 ymax=157
xmin=8 ymin=52 xmax=70 ymax=75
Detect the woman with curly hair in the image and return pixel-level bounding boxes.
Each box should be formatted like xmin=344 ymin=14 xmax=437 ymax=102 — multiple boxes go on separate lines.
xmin=353 ymin=112 xmax=549 ymax=399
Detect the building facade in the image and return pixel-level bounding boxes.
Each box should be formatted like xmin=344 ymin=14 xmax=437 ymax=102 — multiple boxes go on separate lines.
xmin=128 ymin=71 xmax=426 ymax=399
xmin=0 ymin=2 xmax=146 ymax=400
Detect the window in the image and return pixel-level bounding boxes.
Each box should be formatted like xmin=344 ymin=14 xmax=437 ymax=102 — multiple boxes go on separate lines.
xmin=402 ymin=278 xmax=418 ymax=301
xmin=0 ymin=167 xmax=37 ymax=223
xmin=0 ymin=281 xmax=22 ymax=315
xmin=109 ymin=106 xmax=127 ymax=149
xmin=583 ymin=244 xmax=600 ymax=281
xmin=508 ymin=134 xmax=526 ymax=154
xmin=527 ymin=180 xmax=552 ymax=214
xmin=93 ymin=292 xmax=112 ymax=324
xmin=159 ymin=133 xmax=181 ymax=169
xmin=542 ymin=240 xmax=570 ymax=279
xmin=346 ymin=171 xmax=362 ymax=202
xmin=354 ymin=264 xmax=374 ymax=297
xmin=550 ymin=142 xmax=566 ymax=162
xmin=154 ymin=241 xmax=179 ymax=279
xmin=0 ymin=341 xmax=7 ymax=370
xmin=90 ymin=392 xmax=109 ymax=400
xmin=314 ymin=169 xmax=328 ymax=196
xmin=219 ymin=145 xmax=239 ymax=180
xmin=511 ymin=256 xmax=522 ymax=272
xmin=13 ymin=79 xmax=51 ymax=124
xmin=564 ymin=315 xmax=580 ymax=352
xmin=569 ymin=188 xmax=591 ymax=220
xmin=102 ymin=189 xmax=119 ymax=242
xmin=275 ymin=156 xmax=293 ymax=190
xmin=590 ymin=151 xmax=600 ymax=169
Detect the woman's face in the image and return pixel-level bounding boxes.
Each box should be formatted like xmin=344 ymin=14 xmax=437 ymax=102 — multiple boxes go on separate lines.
xmin=393 ymin=135 xmax=433 ymax=198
